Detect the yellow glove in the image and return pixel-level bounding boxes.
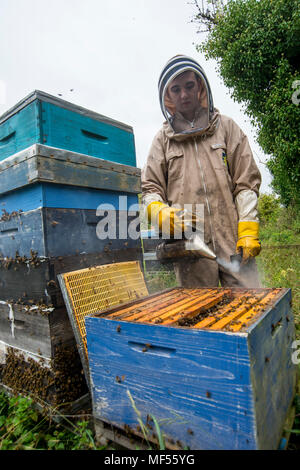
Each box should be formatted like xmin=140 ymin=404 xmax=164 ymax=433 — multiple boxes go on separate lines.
xmin=146 ymin=201 xmax=185 ymax=237
xmin=236 ymin=221 xmax=261 ymax=262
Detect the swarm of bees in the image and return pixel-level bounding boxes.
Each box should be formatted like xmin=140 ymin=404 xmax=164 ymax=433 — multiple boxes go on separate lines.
xmin=1 ymin=344 xmax=88 ymax=406
xmin=0 ymin=249 xmax=42 ymax=270
xmin=0 ymin=208 xmax=23 ymax=222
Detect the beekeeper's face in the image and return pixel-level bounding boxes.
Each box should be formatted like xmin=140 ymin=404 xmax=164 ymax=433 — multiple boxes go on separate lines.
xmin=167 ymin=70 xmax=200 ymax=120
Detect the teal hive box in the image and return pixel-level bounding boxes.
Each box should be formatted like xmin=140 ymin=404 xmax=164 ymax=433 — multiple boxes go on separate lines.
xmin=0 ymin=90 xmax=136 ymax=166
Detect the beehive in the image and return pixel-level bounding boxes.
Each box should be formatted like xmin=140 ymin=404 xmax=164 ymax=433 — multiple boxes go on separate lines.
xmin=0 ymin=96 xmax=143 ymax=301
xmin=0 ymin=143 xmax=141 ymax=298
xmin=85 ymin=287 xmax=297 ymax=450
xmin=0 ymin=94 xmax=143 ymax=407
xmin=0 ymin=142 xmax=140 ymax=256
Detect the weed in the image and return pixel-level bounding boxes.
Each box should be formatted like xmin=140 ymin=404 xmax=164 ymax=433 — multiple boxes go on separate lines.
xmin=126 ymin=390 xmax=166 ymax=450
xmin=0 ymin=392 xmax=105 ymax=450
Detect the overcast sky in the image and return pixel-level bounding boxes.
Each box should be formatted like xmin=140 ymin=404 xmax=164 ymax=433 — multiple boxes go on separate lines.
xmin=0 ymin=0 xmax=272 ymax=193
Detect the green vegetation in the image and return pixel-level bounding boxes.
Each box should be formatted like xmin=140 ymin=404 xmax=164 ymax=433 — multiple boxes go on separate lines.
xmin=257 ymin=247 xmax=300 ymax=337
xmin=145 ymin=268 xmax=177 ymax=294
xmin=0 ymin=390 xmax=167 ymax=451
xmin=192 ymin=0 xmax=300 ymax=206
xmin=256 ymin=194 xmax=300 ymax=338
xmin=258 ymin=194 xmax=300 ymax=245
xmin=127 ymin=390 xmax=166 ymax=450
xmin=0 ymin=392 xmax=103 ymax=450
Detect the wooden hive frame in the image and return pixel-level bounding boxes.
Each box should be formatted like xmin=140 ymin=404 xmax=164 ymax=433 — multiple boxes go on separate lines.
xmin=96 ymin=286 xmax=283 ymax=332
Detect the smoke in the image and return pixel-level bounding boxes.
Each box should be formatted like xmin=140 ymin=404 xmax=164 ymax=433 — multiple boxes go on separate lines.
xmin=216 ymin=257 xmax=241 ymax=274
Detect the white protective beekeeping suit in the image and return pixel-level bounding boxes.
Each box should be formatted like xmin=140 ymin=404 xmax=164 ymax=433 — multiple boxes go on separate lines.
xmin=142 ymin=55 xmax=262 ymax=287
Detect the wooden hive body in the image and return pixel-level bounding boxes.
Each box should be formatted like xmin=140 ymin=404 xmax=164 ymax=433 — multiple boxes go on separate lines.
xmin=0 ymin=144 xmax=140 ymax=204
xmin=0 ymin=206 xmax=140 ymax=259
xmin=0 ymin=91 xmax=136 ymax=166
xmin=85 ymin=287 xmax=297 ymax=450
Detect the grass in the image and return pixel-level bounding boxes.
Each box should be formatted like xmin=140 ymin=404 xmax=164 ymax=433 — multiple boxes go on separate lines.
xmin=0 ymin=392 xmax=105 ymax=450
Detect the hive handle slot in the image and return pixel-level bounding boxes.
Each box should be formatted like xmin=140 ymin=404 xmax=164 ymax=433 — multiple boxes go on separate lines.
xmin=0 ymin=130 xmax=16 ymax=145
xmin=0 ymin=227 xmax=18 ymax=236
xmin=128 ymin=341 xmax=176 ymax=357
xmin=81 ymin=129 xmax=108 ymax=142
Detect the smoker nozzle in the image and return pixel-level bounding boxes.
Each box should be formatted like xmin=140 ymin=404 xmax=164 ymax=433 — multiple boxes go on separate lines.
xmin=156 ymin=233 xmax=216 ymax=262
xmin=185 ymin=233 xmax=216 ymax=260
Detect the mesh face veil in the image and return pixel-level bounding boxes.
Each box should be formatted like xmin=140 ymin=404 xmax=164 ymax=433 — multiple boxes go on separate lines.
xmin=158 ymin=55 xmax=215 ymax=135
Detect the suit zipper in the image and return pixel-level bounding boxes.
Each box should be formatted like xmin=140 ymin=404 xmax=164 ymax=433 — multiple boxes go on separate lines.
xmin=194 ymin=138 xmax=216 ymax=253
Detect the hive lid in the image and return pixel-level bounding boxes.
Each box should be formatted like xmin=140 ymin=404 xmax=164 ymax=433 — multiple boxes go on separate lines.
xmin=57 ymin=261 xmax=149 ymax=386
xmin=0 ymin=90 xmax=133 ymax=133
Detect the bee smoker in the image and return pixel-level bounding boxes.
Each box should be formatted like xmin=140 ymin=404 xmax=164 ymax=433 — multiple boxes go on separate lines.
xmin=155 ymin=233 xmax=217 ymax=262
xmin=156 ymin=233 xmax=244 ymax=273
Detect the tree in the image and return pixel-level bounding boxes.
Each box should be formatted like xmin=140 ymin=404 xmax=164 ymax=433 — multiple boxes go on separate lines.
xmin=192 ymin=0 xmax=300 ymax=206
xmin=257 ymin=193 xmax=281 ymax=226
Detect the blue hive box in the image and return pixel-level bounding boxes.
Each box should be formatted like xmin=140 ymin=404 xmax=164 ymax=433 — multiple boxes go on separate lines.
xmin=85 ymin=287 xmax=297 ymax=450
xmin=0 ymin=144 xmax=140 ymax=213
xmin=0 ymin=90 xmax=136 ymax=166
xmin=0 ymin=147 xmax=143 ymax=306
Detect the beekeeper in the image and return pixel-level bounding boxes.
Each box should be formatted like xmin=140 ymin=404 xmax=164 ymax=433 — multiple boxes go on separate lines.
xmin=141 ymin=55 xmax=262 ymax=288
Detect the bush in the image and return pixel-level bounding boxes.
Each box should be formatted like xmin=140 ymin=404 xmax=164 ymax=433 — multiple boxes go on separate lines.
xmin=258 ymin=194 xmax=300 ymax=245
